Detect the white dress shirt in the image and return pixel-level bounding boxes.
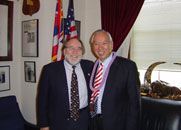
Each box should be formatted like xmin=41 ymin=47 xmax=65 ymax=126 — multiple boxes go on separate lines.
xmin=64 ymin=60 xmax=88 ymax=109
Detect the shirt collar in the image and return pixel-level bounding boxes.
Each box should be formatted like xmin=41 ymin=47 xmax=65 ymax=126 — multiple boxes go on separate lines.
xmin=64 ymin=59 xmax=81 ymax=70
xmin=99 ymin=52 xmax=113 ymax=68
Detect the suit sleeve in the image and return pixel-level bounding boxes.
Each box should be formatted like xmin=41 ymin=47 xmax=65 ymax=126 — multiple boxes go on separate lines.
xmin=126 ymin=62 xmax=141 ymax=130
xmin=37 ymin=65 xmax=50 ymax=128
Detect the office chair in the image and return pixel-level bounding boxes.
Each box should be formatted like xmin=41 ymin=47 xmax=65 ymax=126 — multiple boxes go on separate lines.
xmin=0 ymin=95 xmax=39 ymax=130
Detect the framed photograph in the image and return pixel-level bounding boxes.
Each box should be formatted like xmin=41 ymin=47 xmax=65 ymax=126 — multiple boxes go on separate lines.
xmin=64 ymin=18 xmax=81 ymax=38
xmin=24 ymin=61 xmax=36 ymax=83
xmin=0 ymin=66 xmax=10 ymax=92
xmin=22 ymin=19 xmax=39 ymax=57
xmin=0 ymin=1 xmax=13 ymax=61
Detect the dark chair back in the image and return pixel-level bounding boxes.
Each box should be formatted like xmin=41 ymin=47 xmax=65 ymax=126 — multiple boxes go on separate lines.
xmin=0 ymin=95 xmax=24 ymax=130
xmin=141 ymin=96 xmax=181 ymax=130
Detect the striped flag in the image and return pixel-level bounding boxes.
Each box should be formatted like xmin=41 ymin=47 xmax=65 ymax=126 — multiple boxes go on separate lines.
xmin=51 ymin=0 xmax=64 ymax=62
xmin=64 ymin=0 xmax=78 ymax=40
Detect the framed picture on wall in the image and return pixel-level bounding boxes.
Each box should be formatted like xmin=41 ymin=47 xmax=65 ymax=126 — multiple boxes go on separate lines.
xmin=0 ymin=66 xmax=10 ymax=92
xmin=24 ymin=61 xmax=36 ymax=83
xmin=22 ymin=19 xmax=39 ymax=57
xmin=0 ymin=1 xmax=13 ymax=61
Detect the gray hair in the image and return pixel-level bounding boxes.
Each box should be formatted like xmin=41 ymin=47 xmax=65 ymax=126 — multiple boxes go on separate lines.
xmin=90 ymin=29 xmax=113 ymax=43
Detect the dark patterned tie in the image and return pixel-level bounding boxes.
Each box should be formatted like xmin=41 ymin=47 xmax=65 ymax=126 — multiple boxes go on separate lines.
xmin=70 ymin=66 xmax=79 ymax=121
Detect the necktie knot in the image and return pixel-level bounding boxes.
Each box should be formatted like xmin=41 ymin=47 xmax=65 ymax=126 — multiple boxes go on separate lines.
xmin=72 ymin=65 xmax=76 ymax=70
xmin=100 ymin=62 xmax=103 ymax=67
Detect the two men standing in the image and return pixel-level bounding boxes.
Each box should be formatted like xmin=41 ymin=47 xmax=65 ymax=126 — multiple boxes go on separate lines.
xmin=37 ymin=29 xmax=141 ymax=130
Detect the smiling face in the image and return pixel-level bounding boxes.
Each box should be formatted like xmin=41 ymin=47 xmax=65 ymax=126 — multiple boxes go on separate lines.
xmin=63 ymin=38 xmax=83 ymax=65
xmin=92 ymin=32 xmax=113 ymax=62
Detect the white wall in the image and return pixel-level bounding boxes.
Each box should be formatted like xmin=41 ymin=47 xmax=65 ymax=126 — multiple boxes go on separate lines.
xmin=84 ymin=0 xmax=101 ymax=60
xmin=0 ymin=0 xmax=101 ymax=124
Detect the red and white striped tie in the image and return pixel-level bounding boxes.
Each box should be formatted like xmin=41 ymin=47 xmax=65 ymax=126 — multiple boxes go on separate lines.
xmin=90 ymin=63 xmax=103 ymax=104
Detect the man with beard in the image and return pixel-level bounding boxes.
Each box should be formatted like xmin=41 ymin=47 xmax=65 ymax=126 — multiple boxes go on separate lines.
xmin=37 ymin=38 xmax=93 ymax=130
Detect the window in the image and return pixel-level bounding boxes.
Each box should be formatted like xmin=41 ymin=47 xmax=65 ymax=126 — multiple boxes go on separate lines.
xmin=131 ymin=0 xmax=181 ymax=88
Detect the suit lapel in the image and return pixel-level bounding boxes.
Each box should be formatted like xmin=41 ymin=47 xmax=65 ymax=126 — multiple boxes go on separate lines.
xmin=102 ymin=57 xmax=119 ymax=99
xmin=80 ymin=61 xmax=91 ymax=87
xmin=57 ymin=60 xmax=70 ymax=110
xmin=80 ymin=61 xmax=92 ymax=101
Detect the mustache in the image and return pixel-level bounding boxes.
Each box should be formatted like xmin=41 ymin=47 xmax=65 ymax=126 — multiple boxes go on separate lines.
xmin=70 ymin=54 xmax=79 ymax=57
xmin=64 ymin=55 xmax=82 ymax=65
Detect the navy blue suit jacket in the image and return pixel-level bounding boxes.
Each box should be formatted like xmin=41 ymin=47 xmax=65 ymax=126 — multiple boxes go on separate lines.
xmin=37 ymin=59 xmax=93 ymax=130
xmin=92 ymin=57 xmax=141 ymax=130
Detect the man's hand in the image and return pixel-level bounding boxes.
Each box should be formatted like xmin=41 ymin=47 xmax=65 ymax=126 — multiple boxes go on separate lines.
xmin=40 ymin=127 xmax=49 ymax=130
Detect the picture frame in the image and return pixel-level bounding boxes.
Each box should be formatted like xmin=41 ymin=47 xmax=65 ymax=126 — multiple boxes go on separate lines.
xmin=0 ymin=66 xmax=10 ymax=92
xmin=63 ymin=18 xmax=81 ymax=38
xmin=24 ymin=61 xmax=36 ymax=83
xmin=22 ymin=19 xmax=39 ymax=57
xmin=0 ymin=1 xmax=13 ymax=61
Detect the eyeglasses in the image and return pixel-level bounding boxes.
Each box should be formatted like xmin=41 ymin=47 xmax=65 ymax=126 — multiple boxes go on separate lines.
xmin=65 ymin=46 xmax=83 ymax=52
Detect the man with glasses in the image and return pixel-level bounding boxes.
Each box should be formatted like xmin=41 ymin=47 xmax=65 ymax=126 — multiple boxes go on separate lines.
xmin=37 ymin=38 xmax=93 ymax=130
